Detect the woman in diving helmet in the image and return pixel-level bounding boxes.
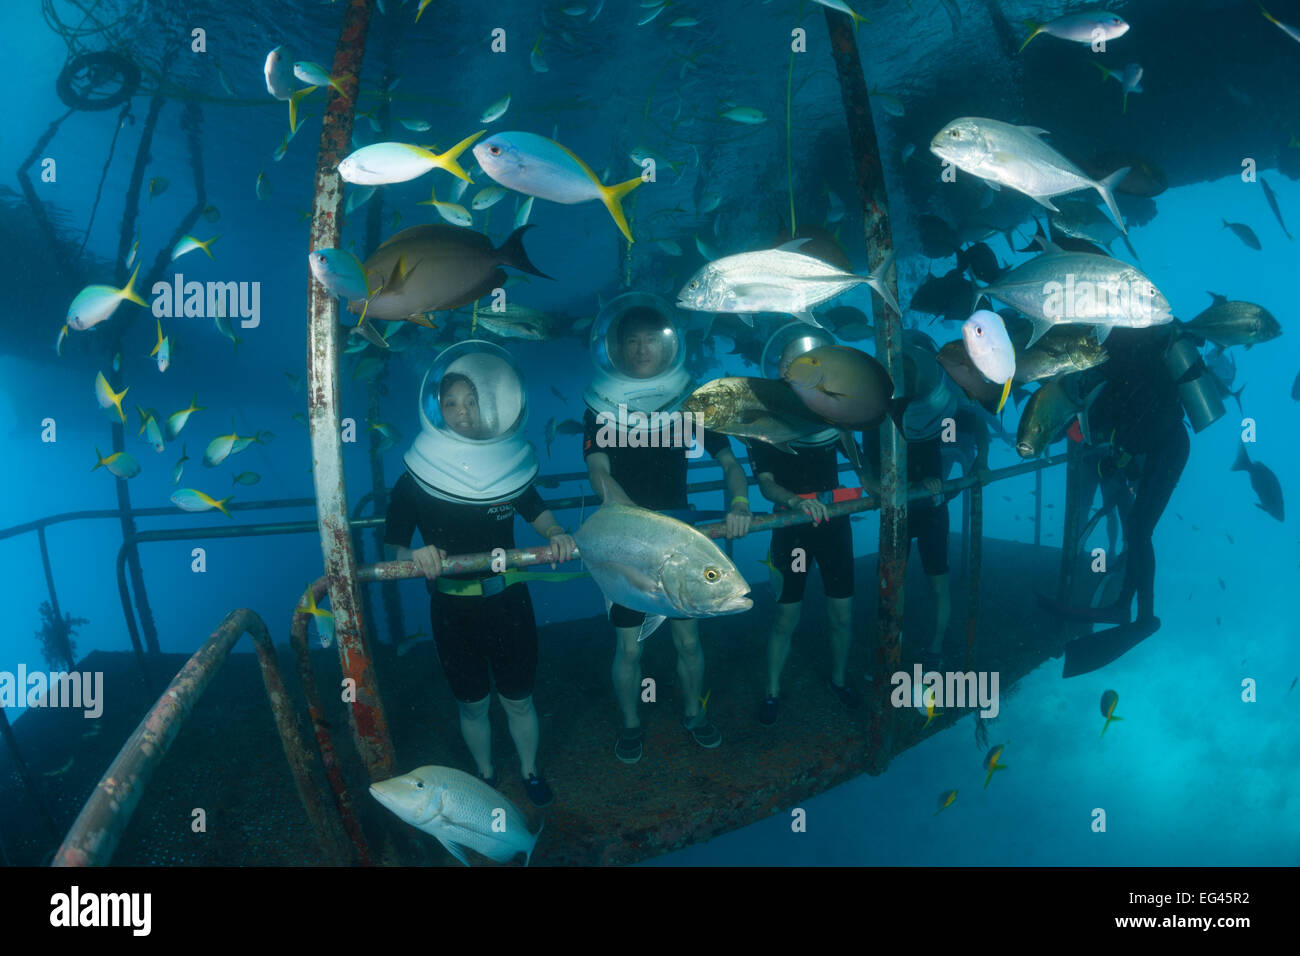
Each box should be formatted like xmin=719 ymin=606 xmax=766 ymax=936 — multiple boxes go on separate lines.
xmin=384 ymin=341 xmax=578 ymax=809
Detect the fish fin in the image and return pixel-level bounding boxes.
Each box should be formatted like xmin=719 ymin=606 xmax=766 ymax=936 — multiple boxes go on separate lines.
xmin=838 ymin=429 xmax=865 ymax=473
xmin=354 ymin=319 xmax=389 ymax=349
xmin=437 ymin=836 xmax=472 ymax=867
xmin=1095 ymin=167 xmax=1131 ymax=235
xmin=287 ymin=87 xmax=316 ymax=134
xmin=767 ymin=440 xmax=797 ymax=454
xmin=737 ymin=314 xmax=755 ymax=327
xmin=1028 ymin=193 xmax=1060 ymax=213
xmin=1024 ymin=315 xmax=1053 ymax=349
xmin=120 ymin=263 xmax=148 ymax=307
xmin=428 ymin=130 xmax=484 ymax=183
xmin=1207 ymin=291 xmax=1228 ymax=306
xmin=638 ymin=615 xmax=668 ymax=642
xmin=1232 ymin=442 xmax=1250 ymax=472
xmin=776 ymin=238 xmax=813 ymax=253
xmin=1229 ymin=384 xmax=1245 ymax=415
xmin=525 ymin=818 xmax=545 ymax=867
xmin=1019 ymin=126 xmax=1051 ymax=138
xmin=497 ymin=224 xmax=552 ymax=279
xmin=996 ymin=378 xmax=1012 ymax=414
xmin=1017 ymin=22 xmax=1043 ymax=53
xmin=793 ymin=311 xmax=820 ymax=327
xmin=1094 ymin=324 xmax=1113 ymax=345
xmin=1121 ymin=234 xmax=1140 ymax=261
xmin=983 ymin=179 xmax=1002 ymax=192
xmin=598 ymin=176 xmax=644 ymax=243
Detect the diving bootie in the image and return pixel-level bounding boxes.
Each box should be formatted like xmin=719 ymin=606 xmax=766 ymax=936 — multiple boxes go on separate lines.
xmin=1062 ymin=617 xmax=1161 ymax=678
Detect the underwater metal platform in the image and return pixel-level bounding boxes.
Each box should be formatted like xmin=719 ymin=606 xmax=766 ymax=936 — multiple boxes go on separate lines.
xmin=0 ymin=535 xmax=1068 ymax=867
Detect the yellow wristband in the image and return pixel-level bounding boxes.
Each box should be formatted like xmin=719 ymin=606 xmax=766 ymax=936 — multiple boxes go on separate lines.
xmin=730 ymin=496 xmax=750 ymax=509
xmin=544 ymin=524 xmax=565 ymax=538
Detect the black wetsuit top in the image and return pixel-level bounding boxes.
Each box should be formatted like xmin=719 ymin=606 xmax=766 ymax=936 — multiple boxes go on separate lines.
xmin=580 ymin=407 xmax=730 ymax=511
xmin=383 ymin=472 xmax=546 ymax=590
xmin=747 ymin=439 xmax=840 ymax=494
xmin=1085 ymin=326 xmax=1184 ymax=455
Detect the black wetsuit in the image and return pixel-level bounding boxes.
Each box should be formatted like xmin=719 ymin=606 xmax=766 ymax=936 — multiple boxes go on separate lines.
xmin=1081 ymin=326 xmax=1189 ymax=622
xmin=748 ymin=439 xmax=854 ymax=603
xmin=862 ymin=431 xmax=950 ymax=576
xmin=384 ymin=472 xmax=545 ymax=702
xmin=581 ymin=407 xmax=731 ymax=627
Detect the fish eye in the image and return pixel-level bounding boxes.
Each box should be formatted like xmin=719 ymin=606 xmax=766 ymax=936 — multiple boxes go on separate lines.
xmin=688 ymin=280 xmax=698 ymax=290
xmin=415 ymin=781 xmax=424 ymax=789
xmin=949 ymin=129 xmax=961 ymax=138
xmin=704 ymin=567 xmax=720 ymax=582
xmin=975 ymin=327 xmax=983 ymax=335
xmin=488 ymin=145 xmax=501 ymax=156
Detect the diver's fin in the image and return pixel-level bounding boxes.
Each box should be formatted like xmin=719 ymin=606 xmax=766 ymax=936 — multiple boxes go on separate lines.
xmin=1062 ymin=618 xmax=1161 ymax=678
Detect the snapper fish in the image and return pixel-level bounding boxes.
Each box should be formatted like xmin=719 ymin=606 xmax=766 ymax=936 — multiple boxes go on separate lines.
xmin=1019 ymin=10 xmax=1128 ymax=52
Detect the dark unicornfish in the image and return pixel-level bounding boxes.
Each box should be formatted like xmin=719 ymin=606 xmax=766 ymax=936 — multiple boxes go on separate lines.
xmin=1222 ymin=219 xmax=1262 ymax=250
xmin=1231 ymin=443 xmax=1285 ymax=521
xmin=1259 ymin=178 xmax=1292 ymax=239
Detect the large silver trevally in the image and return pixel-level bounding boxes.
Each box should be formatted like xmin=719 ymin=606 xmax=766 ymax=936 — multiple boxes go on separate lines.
xmin=676 ymin=243 xmax=901 ymax=327
xmin=977 ymin=247 xmax=1172 ymax=347
xmin=573 ymin=503 xmax=751 ymax=640
xmin=930 ymin=117 xmax=1131 ymax=235
xmin=370 ymin=765 xmax=540 ymax=866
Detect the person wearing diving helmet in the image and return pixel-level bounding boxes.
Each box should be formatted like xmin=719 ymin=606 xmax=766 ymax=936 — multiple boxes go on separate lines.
xmin=861 ymin=340 xmax=989 ymax=671
xmin=581 ymin=293 xmax=753 ymax=765
xmin=750 ymin=321 xmax=864 ymax=726
xmin=1041 ymin=325 xmax=1201 ymax=676
xmin=384 ymin=341 xmax=578 ymax=808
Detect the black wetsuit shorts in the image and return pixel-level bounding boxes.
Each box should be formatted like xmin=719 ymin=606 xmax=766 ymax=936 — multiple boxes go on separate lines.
xmin=430 ymin=584 xmax=538 ymax=702
xmin=910 ymin=501 xmax=949 ymax=576
xmin=768 ymin=513 xmax=855 ymax=603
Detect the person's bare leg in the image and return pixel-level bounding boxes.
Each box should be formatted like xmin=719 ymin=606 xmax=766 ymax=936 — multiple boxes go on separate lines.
xmin=612 ymin=626 xmax=643 ymax=729
xmin=499 ymin=693 xmax=539 ymax=778
xmin=826 ymin=596 xmax=853 ymax=685
xmin=765 ymin=602 xmax=801 ymax=698
xmin=457 ymin=694 xmax=493 ymax=778
xmin=671 ymin=619 xmax=705 ymax=720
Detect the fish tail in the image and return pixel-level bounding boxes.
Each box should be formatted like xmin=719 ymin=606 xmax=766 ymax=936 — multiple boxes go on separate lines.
xmin=201 ymin=234 xmax=221 ymax=259
xmin=214 ymin=495 xmax=233 ymax=519
xmin=288 ymin=87 xmax=315 ymax=133
xmin=996 ymin=378 xmax=1012 ymax=415
xmin=111 ymin=385 xmax=128 ymax=423
xmin=1017 ymin=22 xmax=1043 ymax=53
xmin=599 ymin=176 xmax=644 ymax=243
xmin=498 ymin=224 xmax=553 ymax=279
xmin=1231 ymin=442 xmax=1251 ymax=473
xmin=151 ymin=318 xmax=163 ymax=356
xmin=1259 ymin=3 xmax=1279 ymax=27
xmin=120 ymin=262 xmax=148 ymax=307
xmin=431 ymin=130 xmax=485 ymax=183
xmin=328 ymin=76 xmax=348 ymax=98
xmin=1094 ymin=167 xmax=1130 ymax=236
xmin=92 ymin=446 xmax=105 ymax=471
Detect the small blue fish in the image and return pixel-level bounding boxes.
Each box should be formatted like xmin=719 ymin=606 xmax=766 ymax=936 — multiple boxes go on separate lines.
xmin=151 ymin=319 xmax=170 ymax=372
xmin=294 ymin=61 xmax=346 ymax=96
xmin=68 ymin=264 xmax=147 ymax=331
xmin=172 ymin=445 xmax=189 ymax=485
xmin=171 ymin=488 xmax=233 ymax=517
xmin=309 ymin=248 xmax=371 ymax=301
xmin=338 ymin=135 xmax=483 ymax=186
xmin=93 ymin=446 xmax=141 ymax=480
xmin=171 ymin=234 xmax=220 ymax=262
xmin=93 ymin=371 xmax=129 ymax=423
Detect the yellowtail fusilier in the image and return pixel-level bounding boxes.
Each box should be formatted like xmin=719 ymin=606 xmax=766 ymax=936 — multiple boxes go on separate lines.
xmin=299 ymin=586 xmax=335 ymax=647
xmin=930 ymin=117 xmax=1131 ymax=235
xmin=676 ymin=243 xmax=900 ymax=327
xmin=1019 ymin=10 xmax=1128 ymax=52
xmin=480 ymin=93 xmax=510 ymax=124
xmin=349 ymin=224 xmax=550 ymax=324
xmin=151 ymin=319 xmax=170 ymax=372
xmin=573 ymin=503 xmax=752 ymax=641
xmin=338 ymin=133 xmax=483 ymax=186
xmin=93 ymin=371 xmax=128 ymax=423
xmin=203 ymin=424 xmax=258 ymax=467
xmin=370 ymin=765 xmax=541 ymax=866
xmin=962 ymin=310 xmax=1016 ymax=413
xmin=171 ymin=234 xmax=220 ymax=262
xmin=976 ymin=247 xmax=1172 ymax=347
xmin=137 ymin=407 xmax=165 ymax=453
xmin=67 ymin=264 xmax=148 ymax=331
xmin=172 ymin=445 xmax=188 ymax=485
xmin=1261 ymin=3 xmax=1300 ymax=45
xmin=293 ymin=61 xmax=346 ymax=96
xmin=170 ymin=488 xmax=233 ymax=518
xmin=165 ymin=392 xmax=204 ymax=440
xmin=417 ymin=186 xmax=473 ymax=227
xmin=93 ymin=447 xmax=141 ymax=480
xmin=473 ymin=131 xmax=643 ymax=243
xmin=471 ymin=185 xmax=507 ymax=210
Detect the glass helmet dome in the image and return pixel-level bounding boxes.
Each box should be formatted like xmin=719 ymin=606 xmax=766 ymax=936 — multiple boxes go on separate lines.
xmin=762 ymin=322 xmax=840 ymax=447
xmin=404 ymin=340 xmax=538 ymax=503
xmin=583 ymin=292 xmax=692 ymax=414
xmin=901 ymin=344 xmax=958 ymax=442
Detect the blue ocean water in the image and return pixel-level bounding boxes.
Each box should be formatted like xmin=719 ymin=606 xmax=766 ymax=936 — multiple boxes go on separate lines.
xmin=1 ymin=0 xmax=1297 ymax=867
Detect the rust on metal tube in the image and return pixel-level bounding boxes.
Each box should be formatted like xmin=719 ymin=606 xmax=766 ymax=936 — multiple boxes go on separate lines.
xmin=304 ymin=0 xmax=395 ymax=783
xmin=53 ymin=610 xmax=343 ymax=866
xmin=824 ymin=7 xmax=905 ymax=774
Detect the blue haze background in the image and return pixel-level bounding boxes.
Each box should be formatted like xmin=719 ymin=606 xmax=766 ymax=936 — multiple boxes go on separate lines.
xmin=0 ymin=0 xmax=1296 ymax=865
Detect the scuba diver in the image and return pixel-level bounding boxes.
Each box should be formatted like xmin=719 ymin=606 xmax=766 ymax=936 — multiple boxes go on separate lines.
xmin=862 ymin=340 xmax=987 ymax=670
xmin=1041 ymin=324 xmax=1208 ymax=676
xmin=581 ymin=293 xmax=753 ymax=764
xmin=384 ymin=341 xmax=578 ymax=807
xmin=750 ymin=323 xmax=862 ymax=725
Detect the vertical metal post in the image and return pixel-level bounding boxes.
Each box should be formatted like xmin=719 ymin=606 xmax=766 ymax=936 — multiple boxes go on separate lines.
xmin=37 ymin=527 xmax=61 ymax=631
xmin=825 ymin=8 xmax=904 ymax=775
xmin=1033 ymin=466 xmax=1043 ymax=548
xmin=305 ymin=0 xmax=394 ymax=783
